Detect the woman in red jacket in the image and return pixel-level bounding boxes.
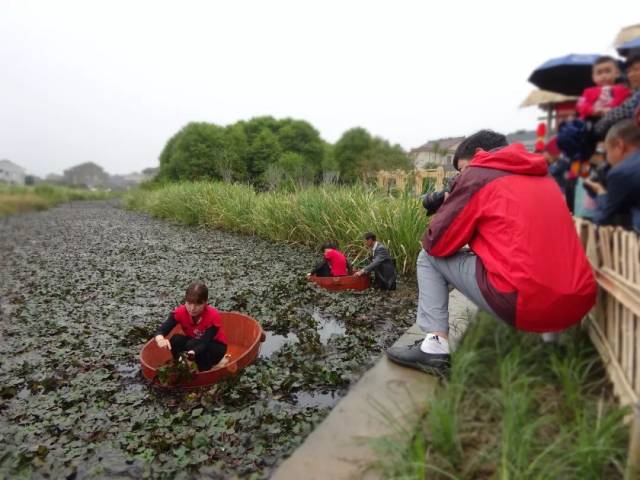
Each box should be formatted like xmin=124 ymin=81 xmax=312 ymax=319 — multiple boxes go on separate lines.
xmin=154 ymin=281 xmax=227 ymax=372
xmin=309 ymin=242 xmax=351 ymax=277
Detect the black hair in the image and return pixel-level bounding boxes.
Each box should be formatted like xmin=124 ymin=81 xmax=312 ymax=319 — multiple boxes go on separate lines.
xmin=594 ymin=55 xmax=617 ymax=66
xmin=453 ymin=130 xmax=508 ymax=170
xmin=626 ymin=53 xmax=640 ymax=70
xmin=185 ymin=281 xmax=208 ymax=304
xmin=363 ymin=232 xmax=376 ymax=241
xmin=605 ymin=119 xmax=640 ymax=147
xmin=320 ymin=241 xmax=337 ymax=251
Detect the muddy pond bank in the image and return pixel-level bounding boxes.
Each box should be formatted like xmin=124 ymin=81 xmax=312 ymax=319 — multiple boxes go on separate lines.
xmin=0 ymin=200 xmax=417 ymax=478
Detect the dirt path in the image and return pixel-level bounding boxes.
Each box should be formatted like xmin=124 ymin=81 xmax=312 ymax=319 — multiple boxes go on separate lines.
xmin=0 ymin=200 xmax=417 ymax=478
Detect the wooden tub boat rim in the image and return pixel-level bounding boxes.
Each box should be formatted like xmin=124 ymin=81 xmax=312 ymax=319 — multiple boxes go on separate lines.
xmin=139 ymin=310 xmax=264 ymax=377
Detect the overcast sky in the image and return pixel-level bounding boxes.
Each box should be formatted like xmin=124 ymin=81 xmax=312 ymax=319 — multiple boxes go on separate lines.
xmin=0 ymin=1 xmax=635 ymax=176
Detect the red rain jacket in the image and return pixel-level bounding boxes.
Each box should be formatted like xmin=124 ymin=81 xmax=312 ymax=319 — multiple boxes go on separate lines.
xmin=173 ymin=305 xmax=227 ymax=344
xmin=325 ymin=248 xmax=348 ymax=276
xmin=576 ymin=85 xmax=630 ymax=119
xmin=423 ymin=144 xmax=597 ymax=332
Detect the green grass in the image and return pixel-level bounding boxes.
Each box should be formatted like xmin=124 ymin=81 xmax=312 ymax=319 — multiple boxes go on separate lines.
xmin=124 ymin=181 xmax=429 ymax=274
xmin=0 ymin=184 xmax=115 ymax=217
xmin=373 ymin=314 xmax=629 ymax=480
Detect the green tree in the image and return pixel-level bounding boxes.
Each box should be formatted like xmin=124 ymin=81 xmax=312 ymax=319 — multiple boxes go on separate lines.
xmin=221 ymin=124 xmax=249 ymax=181
xmin=246 ymin=128 xmax=282 ymax=182
xmin=158 ymin=130 xmax=183 ymax=180
xmin=366 ymin=137 xmax=411 ymax=173
xmin=160 ymin=122 xmax=227 ymax=181
xmin=334 ymin=127 xmax=372 ymax=182
xmin=334 ymin=127 xmax=410 ymax=182
xmin=277 ymin=152 xmax=315 ymax=188
xmin=276 ymin=119 xmax=325 ymax=174
xmin=241 ymin=116 xmax=281 ymax=144
xmin=321 ymin=142 xmax=339 ymax=183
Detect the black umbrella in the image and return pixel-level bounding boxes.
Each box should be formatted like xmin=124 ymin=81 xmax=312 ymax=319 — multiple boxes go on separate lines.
xmin=528 ymin=53 xmax=600 ymax=96
xmin=617 ymin=38 xmax=640 ymax=57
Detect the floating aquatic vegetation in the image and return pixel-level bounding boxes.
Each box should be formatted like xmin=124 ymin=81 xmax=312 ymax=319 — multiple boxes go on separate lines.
xmin=0 ymin=201 xmax=417 ymax=478
xmin=156 ymin=353 xmax=198 ymax=386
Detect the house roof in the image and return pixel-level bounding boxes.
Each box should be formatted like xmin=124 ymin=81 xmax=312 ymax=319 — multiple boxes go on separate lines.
xmin=0 ymin=159 xmax=26 ymax=173
xmin=520 ymin=89 xmax=578 ymax=108
xmin=505 ymin=130 xmax=537 ymax=144
xmin=411 ymin=130 xmax=537 ymax=157
xmin=410 ymin=136 xmax=465 ymax=154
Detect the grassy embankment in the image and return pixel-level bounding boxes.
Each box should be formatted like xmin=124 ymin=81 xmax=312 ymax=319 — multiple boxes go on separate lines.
xmin=373 ymin=313 xmax=629 ymax=480
xmin=125 ymin=181 xmax=428 ymax=274
xmin=0 ymin=184 xmax=115 ymax=217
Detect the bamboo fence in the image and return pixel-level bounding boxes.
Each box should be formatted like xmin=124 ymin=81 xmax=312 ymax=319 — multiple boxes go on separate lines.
xmin=574 ymin=218 xmax=640 ymax=478
xmin=376 ymin=166 xmax=457 ymax=194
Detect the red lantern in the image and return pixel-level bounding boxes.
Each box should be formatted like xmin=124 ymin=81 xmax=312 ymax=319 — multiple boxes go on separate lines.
xmin=535 ymin=140 xmax=545 ymax=152
xmin=536 ymin=122 xmax=547 ymax=138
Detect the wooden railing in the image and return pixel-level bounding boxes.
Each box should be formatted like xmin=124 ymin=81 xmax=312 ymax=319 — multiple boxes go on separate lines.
xmin=574 ymin=218 xmax=640 ymax=478
xmin=376 ymin=166 xmax=458 ymax=194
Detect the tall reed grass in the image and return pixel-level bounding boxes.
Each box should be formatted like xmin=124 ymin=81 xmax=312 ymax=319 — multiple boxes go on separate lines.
xmin=0 ymin=184 xmax=115 ymax=217
xmin=124 ymin=181 xmax=429 ymax=274
xmin=373 ymin=314 xmax=629 ymax=479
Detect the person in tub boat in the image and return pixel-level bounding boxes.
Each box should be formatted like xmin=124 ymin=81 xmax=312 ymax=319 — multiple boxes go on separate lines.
xmin=154 ymin=281 xmax=227 ymax=371
xmin=308 ymin=242 xmax=351 ymax=277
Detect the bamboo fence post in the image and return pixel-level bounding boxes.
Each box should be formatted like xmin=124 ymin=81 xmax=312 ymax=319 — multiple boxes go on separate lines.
xmin=626 ymin=402 xmax=640 ymax=480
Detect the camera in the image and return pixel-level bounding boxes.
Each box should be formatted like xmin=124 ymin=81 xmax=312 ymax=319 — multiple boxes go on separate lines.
xmin=583 ymin=162 xmax=610 ymax=198
xmin=421 ymin=174 xmax=458 ymax=215
xmin=421 ymin=191 xmax=446 ymax=215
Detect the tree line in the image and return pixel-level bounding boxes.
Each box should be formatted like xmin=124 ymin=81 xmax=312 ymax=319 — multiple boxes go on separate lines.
xmin=157 ymin=116 xmax=411 ymax=187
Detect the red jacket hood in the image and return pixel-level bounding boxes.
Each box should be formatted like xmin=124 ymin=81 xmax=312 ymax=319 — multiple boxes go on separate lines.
xmin=469 ymin=143 xmax=548 ymax=176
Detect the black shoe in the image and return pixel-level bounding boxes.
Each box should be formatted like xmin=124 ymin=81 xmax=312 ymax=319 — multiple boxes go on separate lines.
xmin=386 ymin=340 xmax=450 ymax=378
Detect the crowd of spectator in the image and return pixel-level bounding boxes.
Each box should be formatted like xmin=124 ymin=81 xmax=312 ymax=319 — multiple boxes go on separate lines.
xmin=543 ymin=52 xmax=640 ymax=233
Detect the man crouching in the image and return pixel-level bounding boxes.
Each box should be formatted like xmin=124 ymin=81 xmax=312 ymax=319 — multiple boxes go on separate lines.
xmin=386 ymin=130 xmax=597 ymax=377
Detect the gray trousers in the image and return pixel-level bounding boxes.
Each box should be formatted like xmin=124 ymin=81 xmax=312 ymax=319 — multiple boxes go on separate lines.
xmin=416 ymin=249 xmax=497 ymax=334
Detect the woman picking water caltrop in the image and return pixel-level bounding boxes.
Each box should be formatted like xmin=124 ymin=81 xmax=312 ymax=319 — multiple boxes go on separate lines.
xmin=154 ymin=281 xmax=227 ymax=372
xmin=307 ymin=242 xmax=351 ymax=278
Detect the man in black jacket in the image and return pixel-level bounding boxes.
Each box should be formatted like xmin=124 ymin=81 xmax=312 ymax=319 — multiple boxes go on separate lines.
xmin=354 ymin=232 xmax=397 ymax=290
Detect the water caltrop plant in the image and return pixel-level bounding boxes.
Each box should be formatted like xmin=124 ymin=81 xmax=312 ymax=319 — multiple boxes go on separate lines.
xmin=156 ymin=353 xmax=198 ymax=386
xmin=124 ymin=181 xmax=428 ymax=274
xmin=0 ymin=201 xmax=419 ymax=479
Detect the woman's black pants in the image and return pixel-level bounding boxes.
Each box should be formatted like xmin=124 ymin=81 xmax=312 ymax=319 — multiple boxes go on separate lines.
xmin=169 ymin=335 xmax=227 ymax=371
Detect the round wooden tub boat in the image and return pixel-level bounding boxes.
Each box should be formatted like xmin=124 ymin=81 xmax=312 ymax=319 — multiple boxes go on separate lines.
xmin=308 ymin=274 xmax=371 ymax=291
xmin=140 ymin=312 xmax=265 ymax=388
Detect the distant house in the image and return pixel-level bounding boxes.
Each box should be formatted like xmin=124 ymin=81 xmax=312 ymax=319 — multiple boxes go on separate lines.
xmin=45 ymin=173 xmax=64 ymax=185
xmin=141 ymin=167 xmax=159 ymax=179
xmin=506 ymin=130 xmax=537 ymax=151
xmin=108 ymin=169 xmax=158 ymax=190
xmin=409 ymin=137 xmax=465 ymax=170
xmin=63 ymin=162 xmax=109 ymax=189
xmin=0 ymin=159 xmax=26 ymax=185
xmin=109 ymin=172 xmax=145 ymax=190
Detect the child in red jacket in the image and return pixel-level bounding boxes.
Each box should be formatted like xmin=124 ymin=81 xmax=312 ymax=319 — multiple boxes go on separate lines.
xmin=576 ymin=56 xmax=630 ymax=119
xmin=154 ymin=281 xmax=227 ymax=372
